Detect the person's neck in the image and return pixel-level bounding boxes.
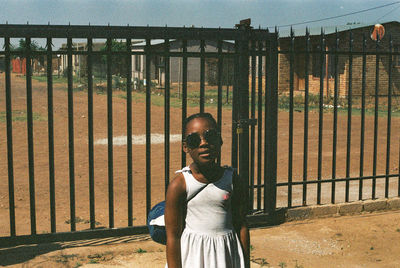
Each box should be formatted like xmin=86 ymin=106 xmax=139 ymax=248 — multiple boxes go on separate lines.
xmin=190 ymin=162 xmax=221 ymax=182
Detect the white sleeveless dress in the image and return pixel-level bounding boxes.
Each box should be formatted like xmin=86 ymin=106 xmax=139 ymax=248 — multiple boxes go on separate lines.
xmin=167 ymin=166 xmax=245 ymax=268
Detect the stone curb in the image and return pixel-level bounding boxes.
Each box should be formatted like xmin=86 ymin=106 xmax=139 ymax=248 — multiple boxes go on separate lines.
xmin=285 ymin=197 xmax=400 ymax=221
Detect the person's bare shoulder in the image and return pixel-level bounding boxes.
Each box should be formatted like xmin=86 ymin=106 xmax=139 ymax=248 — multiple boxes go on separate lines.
xmin=166 ymin=172 xmax=186 ymax=200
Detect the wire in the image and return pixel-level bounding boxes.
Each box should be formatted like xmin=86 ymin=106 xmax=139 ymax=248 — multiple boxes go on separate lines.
xmin=270 ymin=1 xmax=400 ymax=28
xmin=376 ymin=5 xmax=400 ymax=22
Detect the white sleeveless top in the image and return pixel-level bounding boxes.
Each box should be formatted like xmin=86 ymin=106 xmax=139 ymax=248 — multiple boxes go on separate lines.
xmin=166 ymin=166 xmax=245 ymax=268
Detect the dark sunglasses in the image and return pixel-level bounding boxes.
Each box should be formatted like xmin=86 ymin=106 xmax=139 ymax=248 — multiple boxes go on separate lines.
xmin=185 ymin=129 xmax=221 ymax=149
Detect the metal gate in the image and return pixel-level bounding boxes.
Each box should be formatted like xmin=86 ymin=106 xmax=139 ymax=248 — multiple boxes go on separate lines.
xmin=0 ymin=21 xmax=277 ymax=246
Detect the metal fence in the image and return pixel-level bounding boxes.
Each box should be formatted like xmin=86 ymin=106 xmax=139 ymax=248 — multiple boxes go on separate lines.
xmin=269 ymin=27 xmax=400 ymax=210
xmin=0 ymin=22 xmax=277 ymax=246
xmin=0 ymin=22 xmax=399 ymax=247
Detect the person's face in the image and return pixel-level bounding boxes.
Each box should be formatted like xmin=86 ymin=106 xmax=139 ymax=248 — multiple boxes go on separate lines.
xmin=183 ymin=117 xmax=222 ymax=166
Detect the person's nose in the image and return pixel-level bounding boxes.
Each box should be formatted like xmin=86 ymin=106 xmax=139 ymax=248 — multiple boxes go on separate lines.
xmin=198 ymin=134 xmax=208 ymax=147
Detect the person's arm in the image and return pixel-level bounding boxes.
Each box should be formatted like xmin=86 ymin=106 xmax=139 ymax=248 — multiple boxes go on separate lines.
xmin=165 ymin=174 xmax=186 ymax=268
xmin=232 ymin=172 xmax=250 ymax=268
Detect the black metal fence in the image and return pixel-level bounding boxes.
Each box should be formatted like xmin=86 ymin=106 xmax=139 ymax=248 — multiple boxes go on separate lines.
xmin=269 ymin=27 xmax=400 ymax=209
xmin=0 ymin=22 xmax=399 ymax=247
xmin=0 ymin=22 xmax=277 ymax=246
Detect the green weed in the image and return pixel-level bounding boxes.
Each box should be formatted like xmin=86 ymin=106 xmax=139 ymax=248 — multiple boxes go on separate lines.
xmin=295 ymin=260 xmax=304 ymax=268
xmin=54 ymin=254 xmax=78 ymax=263
xmin=135 ymin=248 xmax=147 ymax=253
xmin=278 ymin=262 xmax=287 ymax=268
xmin=0 ymin=110 xmax=46 ymax=123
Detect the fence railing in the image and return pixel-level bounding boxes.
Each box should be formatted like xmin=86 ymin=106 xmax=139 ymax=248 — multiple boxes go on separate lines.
xmin=1 ymin=22 xmax=399 ymax=247
xmin=0 ymin=23 xmax=276 ymax=246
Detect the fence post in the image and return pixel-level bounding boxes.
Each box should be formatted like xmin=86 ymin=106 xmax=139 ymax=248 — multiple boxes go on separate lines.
xmin=235 ymin=19 xmax=251 ymax=211
xmin=264 ymin=31 xmax=278 ymax=214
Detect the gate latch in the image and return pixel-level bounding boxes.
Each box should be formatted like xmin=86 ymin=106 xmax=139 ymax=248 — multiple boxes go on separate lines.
xmin=235 ymin=118 xmax=257 ymax=134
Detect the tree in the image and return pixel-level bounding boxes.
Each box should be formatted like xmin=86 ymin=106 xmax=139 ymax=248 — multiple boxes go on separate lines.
xmin=12 ymin=39 xmax=46 ymax=67
xmin=100 ymin=39 xmax=127 ymax=77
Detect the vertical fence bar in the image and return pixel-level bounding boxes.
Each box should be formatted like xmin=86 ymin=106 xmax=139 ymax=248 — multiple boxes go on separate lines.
xmin=317 ymin=29 xmax=325 ymax=205
xmin=345 ymin=31 xmax=353 ymax=202
xmin=200 ymin=39 xmax=205 ymax=113
xmin=264 ymin=30 xmax=278 ymax=213
xmin=237 ymin=22 xmax=250 ymax=214
xmin=5 ymin=36 xmax=16 ymax=236
xmin=231 ymin=42 xmax=239 ymax=169
xmin=331 ymin=30 xmax=339 ymax=204
xmin=126 ymin=39 xmax=133 ymax=225
xmin=359 ymin=34 xmax=367 ymax=200
xmin=249 ymin=40 xmax=256 ymax=211
xmin=217 ymin=40 xmax=223 ymax=165
xmin=46 ymin=37 xmax=56 ymax=233
xmin=25 ymin=37 xmax=37 ymax=235
xmin=372 ymin=34 xmax=380 ymax=200
xmin=256 ymin=40 xmax=263 ymax=211
xmin=263 ymin=36 xmax=269 ymax=211
xmin=145 ymin=39 xmax=152 ymax=216
xmin=181 ymin=40 xmax=188 ymax=167
xmin=106 ymin=37 xmax=114 ymax=228
xmin=87 ymin=38 xmax=95 ymax=229
xmin=164 ymin=39 xmax=171 ymax=193
xmin=385 ymin=35 xmax=393 ymax=198
xmin=67 ymin=37 xmax=76 ymax=231
xmin=288 ymin=28 xmax=294 ymax=208
xmin=303 ymin=28 xmax=310 ymax=206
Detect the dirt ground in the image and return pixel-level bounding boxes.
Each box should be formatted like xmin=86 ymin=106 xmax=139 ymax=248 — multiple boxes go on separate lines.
xmin=1 ymin=73 xmax=399 ymax=236
xmin=0 ymin=73 xmax=399 ymax=267
xmin=1 ymin=210 xmax=400 ymax=267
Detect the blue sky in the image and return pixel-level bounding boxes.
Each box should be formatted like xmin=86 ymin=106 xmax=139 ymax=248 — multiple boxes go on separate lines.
xmin=1 ymin=0 xmax=399 ymax=49
xmin=0 ymin=0 xmax=399 ymax=29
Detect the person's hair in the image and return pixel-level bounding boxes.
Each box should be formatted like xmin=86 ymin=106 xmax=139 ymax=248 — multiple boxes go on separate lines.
xmin=183 ymin=113 xmax=218 ymax=135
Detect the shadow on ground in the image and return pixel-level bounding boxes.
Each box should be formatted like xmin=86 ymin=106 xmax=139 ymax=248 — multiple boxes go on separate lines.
xmin=0 ymin=235 xmax=151 ymax=266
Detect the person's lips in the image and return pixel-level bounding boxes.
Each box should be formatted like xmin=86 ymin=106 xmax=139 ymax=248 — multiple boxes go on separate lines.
xmin=199 ymin=150 xmax=211 ymax=157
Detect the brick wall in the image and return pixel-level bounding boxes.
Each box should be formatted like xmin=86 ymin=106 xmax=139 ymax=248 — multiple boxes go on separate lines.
xmin=278 ymin=22 xmax=400 ymax=97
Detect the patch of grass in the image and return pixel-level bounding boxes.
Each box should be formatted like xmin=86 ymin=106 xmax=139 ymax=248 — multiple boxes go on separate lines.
xmin=396 ymin=228 xmax=400 ymax=232
xmin=54 ymin=254 xmax=78 ymax=263
xmin=294 ymin=260 xmax=304 ymax=268
xmin=135 ymin=248 xmax=147 ymax=253
xmin=65 ymin=217 xmax=85 ymax=224
xmin=258 ymin=258 xmax=269 ymax=267
xmin=65 ymin=216 xmax=101 ymax=225
xmin=87 ymin=252 xmax=113 ymax=263
xmin=250 ymin=244 xmax=254 ymax=251
xmin=278 ymin=262 xmax=287 ymax=268
xmin=74 ymin=262 xmax=82 ymax=268
xmin=0 ymin=110 xmax=46 ymax=123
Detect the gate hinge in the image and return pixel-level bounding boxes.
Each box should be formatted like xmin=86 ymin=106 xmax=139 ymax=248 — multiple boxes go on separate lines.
xmin=235 ymin=118 xmax=257 ymax=134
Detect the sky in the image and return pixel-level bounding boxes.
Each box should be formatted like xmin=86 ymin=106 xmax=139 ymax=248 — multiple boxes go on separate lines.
xmin=0 ymin=0 xmax=399 ymax=30
xmin=0 ymin=0 xmax=399 ymax=48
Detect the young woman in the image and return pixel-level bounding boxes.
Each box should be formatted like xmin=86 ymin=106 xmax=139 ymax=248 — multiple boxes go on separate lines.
xmin=165 ymin=113 xmax=249 ymax=268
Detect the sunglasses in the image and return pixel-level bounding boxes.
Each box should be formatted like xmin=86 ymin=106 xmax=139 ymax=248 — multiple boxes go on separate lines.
xmin=185 ymin=129 xmax=221 ymax=149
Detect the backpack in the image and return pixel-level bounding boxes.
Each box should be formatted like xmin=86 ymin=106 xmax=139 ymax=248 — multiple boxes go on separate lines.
xmin=147 ymin=167 xmax=236 ymax=245
xmin=146 ymin=185 xmax=207 ymax=245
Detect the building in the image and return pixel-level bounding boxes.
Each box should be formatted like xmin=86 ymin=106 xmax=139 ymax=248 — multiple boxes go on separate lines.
xmin=131 ymin=39 xmax=236 ymax=88
xmin=278 ymin=21 xmax=400 ymax=96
